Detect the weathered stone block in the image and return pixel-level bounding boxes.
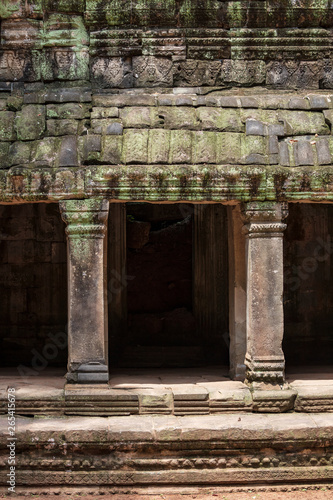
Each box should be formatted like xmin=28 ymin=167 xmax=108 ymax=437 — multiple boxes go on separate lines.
xmin=8 ymin=141 xmax=32 ymax=166
xmin=0 ymin=143 xmax=9 ymax=168
xmin=101 ymin=135 xmax=123 ymax=164
xmin=133 ymin=56 xmax=173 ymax=87
xmin=92 ymin=94 xmax=156 ymax=107
xmin=91 ymin=107 xmax=119 ymax=119
xmin=279 ymin=110 xmax=329 ymax=135
xmin=46 ymin=119 xmax=79 ymax=137
xmin=59 ymin=136 xmax=79 ymax=167
xmin=158 ymin=106 xmax=199 ymax=129
xmin=0 ymin=111 xmax=16 ymax=141
xmin=46 ymin=103 xmax=89 ymax=120
xmin=216 ymin=133 xmax=242 ymax=164
xmin=223 ymin=60 xmax=266 ymax=86
xmin=192 ymin=131 xmax=216 ymax=164
xmin=91 ymin=57 xmax=133 ymax=88
xmin=148 ymin=129 xmax=170 ymax=164
xmin=295 ymin=141 xmax=314 ymax=166
xmin=41 ymin=48 xmax=89 ymax=81
xmin=6 ymin=95 xmax=23 ymax=111
xmin=120 ymin=107 xmax=162 ymax=128
xmin=169 ymin=130 xmax=192 ymax=163
xmin=288 ymin=97 xmax=310 ymax=110
xmin=316 ymin=138 xmax=331 ymax=165
xmin=122 ymin=129 xmax=148 ymax=163
xmin=33 ymin=138 xmax=59 ymax=167
xmin=15 ymin=104 xmax=45 ymax=141
xmin=43 ymin=0 xmax=85 ymax=12
xmin=197 ymin=108 xmax=243 ymax=132
xmin=174 ymin=60 xmax=222 ymax=87
xmin=91 ymin=119 xmax=123 ymax=135
xmin=241 ymin=136 xmax=269 ymax=164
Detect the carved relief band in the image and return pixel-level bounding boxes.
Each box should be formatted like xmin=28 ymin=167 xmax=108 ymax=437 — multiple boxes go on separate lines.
xmin=59 ymin=199 xmax=109 ymax=384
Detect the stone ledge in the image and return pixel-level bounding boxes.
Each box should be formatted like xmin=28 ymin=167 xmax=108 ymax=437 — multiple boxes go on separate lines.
xmin=0 ymin=413 xmax=333 ymax=489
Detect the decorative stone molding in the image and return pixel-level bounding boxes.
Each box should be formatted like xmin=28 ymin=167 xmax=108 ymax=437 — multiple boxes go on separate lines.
xmin=242 ymin=202 xmax=288 ymax=387
xmin=59 ymin=199 xmax=109 ymax=384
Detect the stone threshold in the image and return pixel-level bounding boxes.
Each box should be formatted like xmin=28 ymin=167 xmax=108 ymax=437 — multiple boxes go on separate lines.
xmin=0 ymin=367 xmax=332 ymax=415
xmin=0 ymin=413 xmax=333 ymax=489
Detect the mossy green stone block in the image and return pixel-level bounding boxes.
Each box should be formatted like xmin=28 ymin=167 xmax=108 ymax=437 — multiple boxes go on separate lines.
xmin=148 ymin=129 xmax=170 ymax=164
xmin=43 ymin=0 xmax=85 ymax=12
xmin=101 ymin=136 xmax=123 ymax=164
xmin=0 ymin=111 xmax=15 ymax=141
xmin=192 ymin=131 xmax=217 ymax=164
xmin=86 ymin=1 xmax=131 ymax=26
xmin=158 ymin=106 xmax=199 ymax=129
xmin=120 ymin=107 xmax=161 ymax=128
xmin=169 ymin=130 xmax=192 ymax=163
xmin=47 ymin=103 xmax=88 ymax=120
xmin=216 ymin=133 xmax=242 ymax=164
xmin=46 ymin=119 xmax=79 ymax=137
xmin=0 ymin=1 xmax=21 ymax=19
xmin=197 ymin=107 xmax=243 ymax=132
xmin=122 ymin=130 xmax=148 ymax=164
xmin=8 ymin=142 xmax=32 ymax=166
xmin=33 ymin=137 xmax=59 ymax=167
xmin=280 ymin=111 xmax=330 ymax=136
xmin=15 ymin=105 xmax=45 ymax=141
xmin=241 ymin=135 xmax=269 ymax=164
xmin=0 ymin=143 xmax=9 ymax=168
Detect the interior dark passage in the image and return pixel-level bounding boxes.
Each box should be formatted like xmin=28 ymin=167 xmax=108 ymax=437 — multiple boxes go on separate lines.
xmin=108 ymin=203 xmax=230 ymax=369
xmin=283 ymin=203 xmax=333 ymax=366
xmin=0 ymin=203 xmax=68 ymax=370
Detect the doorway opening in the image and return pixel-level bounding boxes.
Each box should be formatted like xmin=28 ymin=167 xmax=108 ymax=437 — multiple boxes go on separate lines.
xmin=108 ymin=202 xmax=229 ymax=371
xmin=0 ymin=203 xmax=68 ymax=376
xmin=284 ymin=203 xmax=333 ymax=379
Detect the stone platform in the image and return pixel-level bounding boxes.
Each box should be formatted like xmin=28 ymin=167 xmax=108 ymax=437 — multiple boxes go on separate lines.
xmin=0 ymin=367 xmax=332 ymax=416
xmin=0 ymin=412 xmax=333 ymax=492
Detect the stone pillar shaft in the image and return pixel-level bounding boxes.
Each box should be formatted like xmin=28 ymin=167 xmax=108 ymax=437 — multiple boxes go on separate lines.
xmin=242 ymin=202 xmax=288 ymax=385
xmin=60 ymin=199 xmax=109 ymax=384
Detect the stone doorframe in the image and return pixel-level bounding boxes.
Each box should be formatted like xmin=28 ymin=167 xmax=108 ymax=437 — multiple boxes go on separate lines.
xmin=59 ymin=198 xmax=290 ymax=391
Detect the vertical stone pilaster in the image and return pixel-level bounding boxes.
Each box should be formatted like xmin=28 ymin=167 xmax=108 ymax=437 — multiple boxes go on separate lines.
xmin=227 ymin=205 xmax=247 ymax=381
xmin=108 ymin=203 xmax=127 ymax=361
xmin=242 ymin=202 xmax=288 ymax=387
xmin=60 ymin=198 xmax=109 ymax=384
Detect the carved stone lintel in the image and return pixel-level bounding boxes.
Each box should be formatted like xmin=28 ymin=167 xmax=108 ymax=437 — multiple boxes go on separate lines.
xmin=241 ymin=202 xmax=288 ymax=388
xmin=59 ymin=199 xmax=109 ymax=384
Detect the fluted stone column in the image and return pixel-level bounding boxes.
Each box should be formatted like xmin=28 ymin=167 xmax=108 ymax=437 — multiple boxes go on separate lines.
xmin=60 ymin=199 xmax=109 ymax=384
xmin=242 ymin=202 xmax=288 ymax=387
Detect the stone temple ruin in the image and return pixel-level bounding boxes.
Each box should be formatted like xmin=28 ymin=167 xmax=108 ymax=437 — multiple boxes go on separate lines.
xmin=0 ymin=0 xmax=333 ymax=494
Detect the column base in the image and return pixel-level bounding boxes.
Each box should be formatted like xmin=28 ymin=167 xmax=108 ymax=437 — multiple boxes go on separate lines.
xmin=245 ymin=354 xmax=285 ymax=385
xmin=252 ymin=387 xmax=297 ymax=413
xmin=66 ymin=362 xmax=109 ymax=384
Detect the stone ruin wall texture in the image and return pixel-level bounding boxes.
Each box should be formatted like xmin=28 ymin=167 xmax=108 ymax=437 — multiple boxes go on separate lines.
xmin=0 ymin=1 xmax=333 ymax=493
xmin=0 ymin=1 xmax=332 ymax=204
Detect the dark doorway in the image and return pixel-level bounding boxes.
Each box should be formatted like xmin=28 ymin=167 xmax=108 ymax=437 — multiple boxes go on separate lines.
xmin=108 ymin=202 xmax=229 ymax=369
xmin=283 ymin=203 xmax=333 ymax=366
xmin=0 ymin=203 xmax=68 ymax=371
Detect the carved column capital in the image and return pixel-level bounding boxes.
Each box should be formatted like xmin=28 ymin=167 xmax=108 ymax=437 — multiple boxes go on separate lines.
xmin=60 ymin=199 xmax=109 ymax=239
xmin=242 ymin=202 xmax=288 ymax=238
